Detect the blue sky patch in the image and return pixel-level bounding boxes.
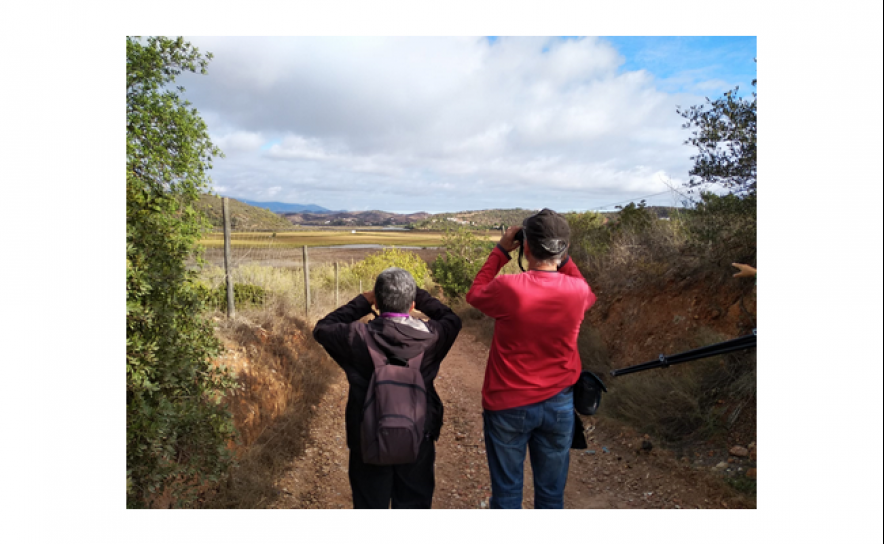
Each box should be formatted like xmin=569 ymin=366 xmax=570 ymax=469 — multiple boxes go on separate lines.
xmin=260 ymin=138 xmax=282 ymax=151
xmin=602 ymin=36 xmax=757 ymax=96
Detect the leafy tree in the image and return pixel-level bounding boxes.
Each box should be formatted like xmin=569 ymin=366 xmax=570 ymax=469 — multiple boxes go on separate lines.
xmin=127 ymin=36 xmax=236 ymax=508
xmin=678 ymin=70 xmax=757 ymax=195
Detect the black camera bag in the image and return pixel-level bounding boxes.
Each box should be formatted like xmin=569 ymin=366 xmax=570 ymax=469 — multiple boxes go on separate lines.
xmin=573 ymin=370 xmax=607 ymax=416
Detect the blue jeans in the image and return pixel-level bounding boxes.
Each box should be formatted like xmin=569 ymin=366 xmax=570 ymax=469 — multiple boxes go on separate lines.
xmin=482 ymin=388 xmax=573 ymax=509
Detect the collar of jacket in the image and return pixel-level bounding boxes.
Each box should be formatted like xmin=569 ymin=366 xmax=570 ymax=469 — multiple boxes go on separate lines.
xmin=367 ymin=317 xmax=434 ymax=359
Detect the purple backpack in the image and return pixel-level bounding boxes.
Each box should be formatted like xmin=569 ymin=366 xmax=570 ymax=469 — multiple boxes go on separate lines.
xmin=359 ymin=330 xmax=427 ymax=465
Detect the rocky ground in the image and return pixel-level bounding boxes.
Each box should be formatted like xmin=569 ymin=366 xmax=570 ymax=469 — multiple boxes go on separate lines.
xmin=266 ymin=328 xmax=756 ymax=509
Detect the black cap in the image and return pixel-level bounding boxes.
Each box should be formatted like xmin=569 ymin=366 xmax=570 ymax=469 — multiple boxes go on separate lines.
xmin=523 ymin=208 xmax=570 ymax=258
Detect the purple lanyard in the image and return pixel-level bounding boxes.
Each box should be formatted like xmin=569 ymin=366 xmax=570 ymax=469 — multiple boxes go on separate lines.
xmin=380 ymin=312 xmax=411 ymax=318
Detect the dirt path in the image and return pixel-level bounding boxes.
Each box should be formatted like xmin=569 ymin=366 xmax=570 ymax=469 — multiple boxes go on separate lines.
xmin=268 ymin=329 xmax=748 ymax=509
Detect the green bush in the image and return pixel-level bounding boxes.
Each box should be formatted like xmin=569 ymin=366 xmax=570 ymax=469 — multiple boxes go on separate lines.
xmin=566 ymin=204 xmax=655 ymax=269
xmin=615 ymin=201 xmax=654 ymax=232
xmin=202 ymin=283 xmax=268 ymax=311
xmin=350 ymin=247 xmax=432 ymax=291
xmin=430 ymin=228 xmax=496 ymax=297
xmin=567 ymin=193 xmax=756 ymax=293
xmin=564 ymin=210 xmax=610 ymax=266
xmin=127 ymin=36 xmax=237 ymax=508
xmin=566 ymin=205 xmax=671 ymax=287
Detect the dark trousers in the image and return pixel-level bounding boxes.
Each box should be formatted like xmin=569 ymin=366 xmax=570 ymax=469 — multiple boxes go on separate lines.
xmin=348 ymin=438 xmax=436 ymax=509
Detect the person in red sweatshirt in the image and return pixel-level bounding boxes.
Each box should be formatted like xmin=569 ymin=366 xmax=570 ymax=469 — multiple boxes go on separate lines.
xmin=466 ymin=209 xmax=596 ymax=509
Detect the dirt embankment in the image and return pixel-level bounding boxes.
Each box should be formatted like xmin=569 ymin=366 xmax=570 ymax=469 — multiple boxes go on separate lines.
xmin=588 ymin=277 xmax=757 ymax=369
xmin=194 ymin=310 xmax=337 ymax=508
xmin=582 ymin=273 xmax=758 ymax=484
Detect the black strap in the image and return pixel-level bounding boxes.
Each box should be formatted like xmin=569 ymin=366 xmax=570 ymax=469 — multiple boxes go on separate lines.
xmin=611 ymin=332 xmax=757 ymax=377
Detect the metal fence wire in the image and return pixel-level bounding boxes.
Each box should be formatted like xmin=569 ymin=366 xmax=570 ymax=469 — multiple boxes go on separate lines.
xmin=196 ymin=224 xmax=377 ymax=320
xmin=193 ymin=198 xmax=441 ymax=321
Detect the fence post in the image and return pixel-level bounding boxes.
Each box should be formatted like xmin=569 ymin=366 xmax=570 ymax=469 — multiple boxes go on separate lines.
xmin=334 ymin=261 xmax=339 ymax=307
xmin=222 ymin=197 xmax=235 ymax=319
xmin=303 ymin=245 xmax=310 ymax=318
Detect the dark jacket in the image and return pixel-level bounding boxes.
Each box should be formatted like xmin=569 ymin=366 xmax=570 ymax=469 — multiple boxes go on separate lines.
xmin=313 ymin=288 xmax=462 ymax=450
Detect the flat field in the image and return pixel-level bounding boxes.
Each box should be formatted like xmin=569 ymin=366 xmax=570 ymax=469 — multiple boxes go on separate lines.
xmin=200 ymin=230 xmax=441 ymax=249
xmin=199 ymin=246 xmax=446 ymax=270
xmin=199 ymin=229 xmax=497 ymax=249
xmin=196 ymin=228 xmax=499 ymax=270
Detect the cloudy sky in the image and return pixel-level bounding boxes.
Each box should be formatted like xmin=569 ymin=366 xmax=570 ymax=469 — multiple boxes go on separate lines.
xmin=178 ymin=36 xmax=756 ymax=213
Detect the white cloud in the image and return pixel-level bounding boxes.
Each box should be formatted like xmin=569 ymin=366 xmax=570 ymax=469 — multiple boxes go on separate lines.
xmin=212 ymin=131 xmax=264 ymax=154
xmin=267 ymin=135 xmax=334 ymax=161
xmin=180 ymin=37 xmax=708 ymax=212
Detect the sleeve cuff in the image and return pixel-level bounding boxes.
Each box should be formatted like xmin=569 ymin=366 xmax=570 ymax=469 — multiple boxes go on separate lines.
xmin=495 ymin=244 xmax=512 ymax=261
xmin=413 ymin=288 xmax=431 ymax=309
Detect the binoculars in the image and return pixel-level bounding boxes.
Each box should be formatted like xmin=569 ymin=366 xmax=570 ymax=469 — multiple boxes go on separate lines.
xmin=500 ymin=225 xmax=524 ymax=244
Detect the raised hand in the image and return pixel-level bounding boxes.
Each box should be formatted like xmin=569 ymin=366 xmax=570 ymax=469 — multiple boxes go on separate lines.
xmin=498 ymin=225 xmax=523 ymax=253
xmin=362 ymin=290 xmax=377 ymax=306
xmin=731 ymin=263 xmax=757 ymax=278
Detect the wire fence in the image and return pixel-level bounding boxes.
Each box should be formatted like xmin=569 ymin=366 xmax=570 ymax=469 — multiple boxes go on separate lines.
xmin=193 ymin=204 xmax=446 ymax=322
xmin=195 ymin=228 xmax=360 ymax=321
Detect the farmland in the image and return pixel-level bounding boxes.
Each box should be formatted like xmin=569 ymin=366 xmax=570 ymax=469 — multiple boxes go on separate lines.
xmin=196 ymin=228 xmax=498 ymax=270
xmin=198 ymin=228 xmax=497 ymax=249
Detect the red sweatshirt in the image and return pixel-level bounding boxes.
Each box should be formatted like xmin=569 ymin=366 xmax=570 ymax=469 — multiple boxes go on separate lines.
xmin=466 ymin=246 xmax=597 ymax=411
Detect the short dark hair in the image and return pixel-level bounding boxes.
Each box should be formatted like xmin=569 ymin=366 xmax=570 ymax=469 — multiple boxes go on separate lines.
xmin=374 ymin=267 xmax=417 ymax=314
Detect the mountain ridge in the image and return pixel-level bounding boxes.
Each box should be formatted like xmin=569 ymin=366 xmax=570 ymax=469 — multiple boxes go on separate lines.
xmin=236 ymin=199 xmax=335 ymax=213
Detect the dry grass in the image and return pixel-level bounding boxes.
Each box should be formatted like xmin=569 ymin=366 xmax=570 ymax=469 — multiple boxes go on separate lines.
xmin=602 ymin=328 xmax=756 ymax=445
xmin=202 ymin=300 xmax=338 ymax=508
xmin=197 ymin=251 xmax=440 ymax=321
xmin=573 ymin=218 xmax=699 ymax=295
xmin=198 ymin=262 xmax=367 ymax=321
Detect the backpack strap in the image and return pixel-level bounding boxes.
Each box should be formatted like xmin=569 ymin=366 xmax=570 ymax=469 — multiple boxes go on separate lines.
xmin=360 ymin=325 xmax=425 ymax=371
xmin=361 ymin=327 xmax=390 ymax=371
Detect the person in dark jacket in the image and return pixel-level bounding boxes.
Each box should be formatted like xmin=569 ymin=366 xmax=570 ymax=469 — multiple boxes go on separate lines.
xmin=313 ymin=267 xmax=462 ymax=509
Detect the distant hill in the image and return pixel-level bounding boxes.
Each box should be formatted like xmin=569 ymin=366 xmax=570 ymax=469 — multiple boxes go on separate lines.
xmin=283 ymin=210 xmax=431 ymax=227
xmin=410 ymin=209 xmax=538 ymax=230
xmin=237 ymin=199 xmax=333 ymax=213
xmin=192 ymin=199 xmax=688 ymax=231
xmin=195 ymin=194 xmax=296 ymax=231
xmin=409 ymin=206 xmax=685 ymax=230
